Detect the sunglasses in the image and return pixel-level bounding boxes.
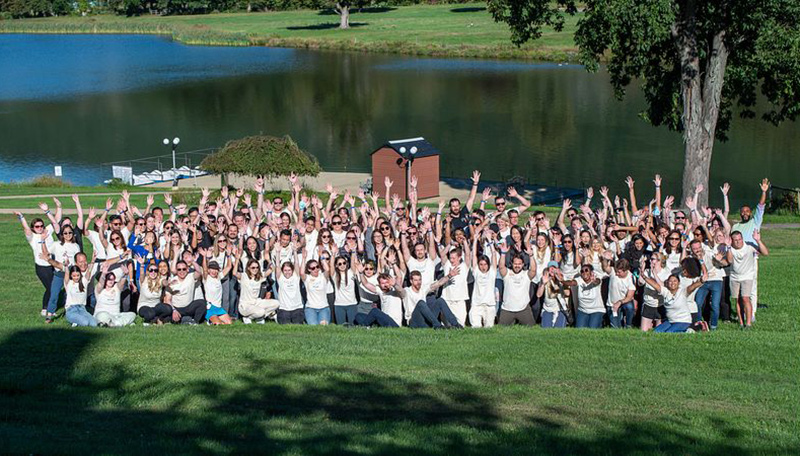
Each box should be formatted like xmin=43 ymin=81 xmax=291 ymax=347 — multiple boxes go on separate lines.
xmin=564 ymin=240 xmax=573 ymax=244
xmin=669 ymin=237 xmax=680 ymax=241
xmin=218 ymin=239 xmax=227 ymax=243
xmin=147 ymin=268 xmax=158 ymax=272
xmin=33 ymin=224 xmax=44 ymax=228
xmin=364 ymin=267 xmax=375 ymax=271
xmin=336 ymin=262 xmax=347 ymax=266
xmin=581 ymin=268 xmax=593 ymax=273
xmin=321 ymin=235 xmax=331 ymax=239
xmin=380 ymin=226 xmax=391 ymax=231
xmin=675 ymin=216 xmax=686 ymax=220
xmin=331 ymin=221 xmax=342 ymax=225
xmin=249 ymin=266 xmax=259 ymax=270
xmin=177 ymin=268 xmax=188 ymax=272
xmin=346 ymin=236 xmax=356 ymax=240
xmin=111 ymin=237 xmax=121 ymax=241
xmin=62 ymin=231 xmax=74 ymax=235
xmin=308 ymin=265 xmax=319 ymax=270
xmin=137 ymin=223 xmax=145 ymax=226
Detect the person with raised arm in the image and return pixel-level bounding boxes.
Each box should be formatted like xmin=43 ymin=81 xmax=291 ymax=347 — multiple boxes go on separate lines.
xmin=537 ymin=264 xmax=571 ymax=329
xmin=94 ymin=262 xmax=136 ymax=327
xmin=63 ymin=262 xmax=97 ymax=327
xmin=275 ymin=249 xmax=305 ymax=325
xmin=717 ymin=230 xmax=768 ymax=329
xmin=469 ymin=230 xmax=499 ymax=328
xmin=298 ymin=252 xmax=331 ymax=325
xmin=352 ymin=256 xmax=398 ymax=327
xmin=497 ymin=242 xmax=537 ymax=326
xmin=359 ymin=249 xmax=405 ymax=327
xmin=601 ymin=256 xmax=637 ymax=329
xmin=641 ymin=260 xmax=706 ymax=333
xmin=136 ymin=260 xmax=173 ymax=325
xmin=329 ymin=251 xmax=360 ymax=325
xmin=561 ymin=264 xmax=605 ymax=329
xmin=393 ymin=267 xmax=464 ymax=329
xmin=732 ymin=178 xmax=770 ymax=316
xmin=166 ymin=258 xmax=206 ymax=325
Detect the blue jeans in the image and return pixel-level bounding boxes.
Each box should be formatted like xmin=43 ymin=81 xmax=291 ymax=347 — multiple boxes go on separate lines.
xmin=334 ymin=304 xmax=358 ymax=325
xmin=425 ymin=296 xmax=463 ymax=328
xmin=608 ymin=303 xmax=636 ymax=328
xmin=654 ymin=321 xmax=691 ymax=333
xmin=695 ymin=280 xmax=723 ymax=329
xmin=541 ymin=310 xmax=567 ymax=328
xmin=66 ymin=305 xmax=97 ymax=327
xmin=576 ymin=311 xmax=603 ymax=329
xmin=304 ymin=307 xmax=331 ymax=325
xmin=408 ymin=300 xmax=444 ymax=328
xmin=46 ymin=271 xmax=65 ymax=314
xmin=354 ymin=308 xmax=399 ymax=327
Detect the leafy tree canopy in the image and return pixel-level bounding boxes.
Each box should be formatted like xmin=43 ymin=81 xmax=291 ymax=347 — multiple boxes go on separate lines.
xmin=200 ymin=135 xmax=322 ymax=178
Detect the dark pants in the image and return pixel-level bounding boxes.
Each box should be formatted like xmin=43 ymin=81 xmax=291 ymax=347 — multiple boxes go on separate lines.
xmin=354 ymin=308 xmax=399 ymax=327
xmin=138 ymin=303 xmax=173 ymax=323
xmin=498 ymin=308 xmax=535 ymax=326
xmin=35 ymin=264 xmax=54 ymax=311
xmin=576 ymin=310 xmax=604 ymax=329
xmin=409 ymin=300 xmax=443 ymax=328
xmin=176 ymin=299 xmax=206 ymax=323
xmin=277 ymin=309 xmax=305 ymax=324
xmin=424 ymin=296 xmax=463 ymax=328
xmin=719 ymin=276 xmax=732 ymax=321
xmin=334 ymin=304 xmax=358 ymax=325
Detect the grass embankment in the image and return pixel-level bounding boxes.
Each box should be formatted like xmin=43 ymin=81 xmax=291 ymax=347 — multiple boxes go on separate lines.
xmin=0 ymin=3 xmax=580 ymax=61
xmin=0 ymin=186 xmax=799 ymax=453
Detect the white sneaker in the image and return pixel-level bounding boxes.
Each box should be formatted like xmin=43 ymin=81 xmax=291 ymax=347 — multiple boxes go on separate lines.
xmin=143 ymin=322 xmax=150 ymax=327
xmin=242 ymin=317 xmax=252 ymax=325
xmin=41 ymin=309 xmax=47 ymax=317
xmin=71 ymin=323 xmax=78 ymax=327
xmin=256 ymin=318 xmax=266 ymax=324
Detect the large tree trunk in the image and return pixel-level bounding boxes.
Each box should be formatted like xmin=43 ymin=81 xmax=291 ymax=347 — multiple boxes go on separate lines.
xmin=677 ymin=4 xmax=728 ymax=208
xmin=337 ymin=3 xmax=350 ymax=29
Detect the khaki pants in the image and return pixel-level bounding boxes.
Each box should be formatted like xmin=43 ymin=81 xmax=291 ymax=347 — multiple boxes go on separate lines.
xmin=239 ymin=299 xmax=280 ymax=320
xmin=95 ymin=311 xmax=136 ymax=327
xmin=751 ymin=258 xmax=759 ymax=317
xmin=469 ymin=304 xmax=497 ymax=328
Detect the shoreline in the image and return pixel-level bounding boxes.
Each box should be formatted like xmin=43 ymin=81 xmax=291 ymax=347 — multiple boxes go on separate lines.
xmin=0 ymin=11 xmax=580 ymax=62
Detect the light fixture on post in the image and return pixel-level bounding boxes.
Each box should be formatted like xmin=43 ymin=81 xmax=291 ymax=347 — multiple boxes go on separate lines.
xmin=163 ymin=136 xmax=181 ymax=187
xmin=402 ymin=146 xmax=418 ymax=200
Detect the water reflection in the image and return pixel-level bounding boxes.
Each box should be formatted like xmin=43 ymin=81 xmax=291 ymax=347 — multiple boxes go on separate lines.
xmin=0 ymin=35 xmax=797 ymax=206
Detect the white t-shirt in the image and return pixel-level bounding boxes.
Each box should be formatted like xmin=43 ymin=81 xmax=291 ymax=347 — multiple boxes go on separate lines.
xmin=608 ymin=272 xmax=635 ymax=305
xmin=730 ymin=244 xmax=757 ymax=281
xmin=332 ymin=271 xmax=357 ymax=306
xmin=331 ymin=230 xmax=347 ymax=248
xmin=698 ymin=245 xmax=724 ymax=282
xmin=560 ymin=252 xmax=580 ymax=280
xmin=531 ymin=248 xmax=551 ymax=283
xmin=240 ymin=274 xmax=265 ymax=306
xmin=86 ymin=230 xmax=107 ymax=260
xmin=170 ymin=275 xmax=196 ymax=308
xmin=406 ymin=256 xmax=440 ymax=292
xmin=277 ymin=274 xmax=302 ymax=311
xmin=65 ymin=277 xmax=90 ymax=308
xmin=376 ymin=287 xmax=403 ymax=326
xmin=661 ymin=285 xmax=693 ymax=323
xmin=271 ymin=245 xmax=295 ymax=270
xmin=27 ymin=226 xmax=55 ymax=267
xmin=502 ymin=270 xmax=531 ymax=312
xmin=205 ymin=276 xmax=223 ymax=308
xmin=664 ymin=251 xmax=682 ymax=275
xmin=95 ymin=287 xmax=121 ymax=315
xmin=403 ymin=285 xmax=427 ymax=322
xmin=49 ymin=242 xmax=81 ymax=270
xmin=471 ymin=267 xmax=496 ymax=307
xmin=305 ymin=229 xmax=319 ymax=251
xmin=304 ymin=274 xmax=329 ymax=310
xmin=441 ymin=261 xmax=469 ymax=301
xmin=541 ymin=286 xmax=564 ymax=313
xmin=138 ymin=280 xmax=163 ymax=309
xmin=642 ymin=268 xmax=671 ymax=308
xmin=576 ymin=276 xmax=605 ymax=314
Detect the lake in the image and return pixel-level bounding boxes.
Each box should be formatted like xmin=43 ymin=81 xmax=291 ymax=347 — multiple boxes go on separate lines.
xmin=1 ymin=34 xmax=797 ymax=205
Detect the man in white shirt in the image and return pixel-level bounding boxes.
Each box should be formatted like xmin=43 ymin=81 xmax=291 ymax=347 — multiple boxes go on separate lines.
xmin=602 ymin=258 xmax=636 ymax=328
xmin=720 ymin=230 xmax=769 ymax=329
xmin=398 ymin=270 xmax=462 ymax=329
xmin=497 ymin=250 xmax=537 ymax=326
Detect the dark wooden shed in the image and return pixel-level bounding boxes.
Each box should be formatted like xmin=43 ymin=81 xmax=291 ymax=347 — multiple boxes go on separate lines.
xmin=371 ymin=137 xmax=440 ymax=200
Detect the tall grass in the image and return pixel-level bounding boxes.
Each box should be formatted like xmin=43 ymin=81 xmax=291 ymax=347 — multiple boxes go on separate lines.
xmin=0 ymin=175 xmax=73 ymax=188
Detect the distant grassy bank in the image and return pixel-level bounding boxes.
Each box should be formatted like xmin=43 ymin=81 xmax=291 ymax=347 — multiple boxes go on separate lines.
xmin=0 ymin=3 xmax=580 ymax=61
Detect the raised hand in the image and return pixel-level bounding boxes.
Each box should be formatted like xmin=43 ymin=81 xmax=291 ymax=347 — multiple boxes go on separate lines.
xmin=71 ymin=194 xmax=80 ymax=205
xmin=220 ymin=186 xmax=228 ymax=199
xmin=720 ymin=182 xmax=730 ymax=195
xmin=255 ymin=176 xmax=264 ymax=192
xmin=664 ymin=195 xmax=675 ymax=208
xmin=685 ymin=196 xmax=696 ymax=210
xmin=695 ymin=184 xmax=704 ymax=194
xmin=600 ymin=186 xmax=609 ymax=198
xmin=562 ymin=198 xmax=572 ymax=209
xmin=163 ymin=193 xmax=172 ymax=206
xmin=653 ymin=174 xmax=662 ymax=187
xmin=507 ymin=186 xmax=519 ymax=198
xmin=471 ymin=170 xmax=481 ymax=185
xmin=201 ymin=188 xmax=210 ymax=199
xmin=384 ymin=177 xmax=393 ymax=189
xmin=146 ymin=194 xmax=154 ymax=207
xmin=448 ymin=265 xmax=461 ymax=278
xmin=614 ymin=196 xmax=620 ymax=207
xmin=52 ymin=197 xmax=62 ymax=209
xmin=437 ymin=200 xmax=446 ymax=213
xmin=242 ymin=193 xmax=252 ymax=207
xmin=38 ymin=202 xmax=49 ymax=212
xmin=410 ymin=175 xmax=418 ymax=189
xmin=625 ymin=176 xmax=635 ymax=189
xmin=481 ymin=187 xmax=491 ymax=201
xmin=586 ymin=187 xmax=594 ymax=199
xmin=370 ymin=191 xmax=380 ymax=203
xmin=753 ymin=230 xmax=761 ymax=243
xmin=760 ymin=178 xmax=770 ymax=193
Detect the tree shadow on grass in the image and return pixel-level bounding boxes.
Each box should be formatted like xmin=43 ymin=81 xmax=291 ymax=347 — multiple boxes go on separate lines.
xmin=286 ymin=22 xmax=369 ymax=31
xmin=450 ymin=6 xmax=487 ymax=13
xmin=0 ymin=329 xmax=794 ymax=455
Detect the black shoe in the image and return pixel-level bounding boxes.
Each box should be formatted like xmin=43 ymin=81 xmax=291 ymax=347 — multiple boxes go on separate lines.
xmin=757 ymin=303 xmax=768 ymax=309
xmin=181 ymin=316 xmax=197 ymax=325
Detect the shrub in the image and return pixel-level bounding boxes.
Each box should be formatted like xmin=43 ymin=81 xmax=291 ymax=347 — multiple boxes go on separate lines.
xmin=27 ymin=176 xmax=72 ymax=188
xmin=200 ymin=135 xmax=322 ymax=179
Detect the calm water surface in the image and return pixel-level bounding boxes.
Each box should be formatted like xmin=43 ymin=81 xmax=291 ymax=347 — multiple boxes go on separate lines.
xmin=1 ymin=34 xmax=797 ymax=205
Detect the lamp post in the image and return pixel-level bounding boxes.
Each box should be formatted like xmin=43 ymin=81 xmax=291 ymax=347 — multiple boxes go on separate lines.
xmin=163 ymin=137 xmax=180 ymax=170
xmin=400 ymin=146 xmax=418 ymax=200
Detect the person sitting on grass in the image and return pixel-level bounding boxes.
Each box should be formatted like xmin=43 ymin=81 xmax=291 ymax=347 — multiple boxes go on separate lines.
xmin=353 ymin=258 xmax=398 ymax=328
xmin=642 ymin=261 xmax=705 ymax=333
xmin=166 ymin=259 xmax=207 ymax=325
xmin=64 ymin=265 xmax=97 ymax=327
xmin=202 ymin=256 xmax=234 ymax=326
xmin=137 ymin=261 xmax=173 ymax=325
xmin=94 ymin=262 xmax=136 ymax=328
xmin=395 ymin=269 xmax=463 ymax=329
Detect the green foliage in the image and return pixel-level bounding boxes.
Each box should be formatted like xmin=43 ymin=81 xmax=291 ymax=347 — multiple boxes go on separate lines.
xmin=487 ymin=0 xmax=800 ymax=140
xmin=769 ymin=188 xmax=800 ymax=215
xmin=200 ymin=134 xmax=322 ymax=179
xmin=0 ymin=0 xmax=71 ymax=17
xmin=9 ymin=175 xmax=73 ymax=187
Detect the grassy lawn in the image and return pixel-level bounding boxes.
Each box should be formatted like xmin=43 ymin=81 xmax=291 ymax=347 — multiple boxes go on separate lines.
xmin=0 ymin=3 xmax=580 ymax=61
xmin=0 ymin=201 xmax=798 ymax=453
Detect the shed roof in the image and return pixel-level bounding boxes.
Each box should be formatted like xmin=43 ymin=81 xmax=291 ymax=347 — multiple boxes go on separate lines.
xmin=371 ymin=137 xmax=439 ymax=158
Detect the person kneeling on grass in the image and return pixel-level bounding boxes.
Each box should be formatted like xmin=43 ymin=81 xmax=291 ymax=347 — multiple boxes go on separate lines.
xmin=642 ymin=261 xmax=705 ymax=333
xmin=94 ymin=263 xmax=136 ymax=327
xmin=234 ymin=257 xmax=279 ymax=325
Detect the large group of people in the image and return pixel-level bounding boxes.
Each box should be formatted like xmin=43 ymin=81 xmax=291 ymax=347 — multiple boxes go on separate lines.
xmin=15 ymin=171 xmax=771 ymax=333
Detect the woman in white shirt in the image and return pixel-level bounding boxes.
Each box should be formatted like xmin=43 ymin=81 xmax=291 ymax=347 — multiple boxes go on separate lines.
xmin=643 ymin=261 xmax=705 ymax=333
xmin=537 ymin=263 xmax=570 ymax=329
xmin=64 ymin=265 xmax=97 ymax=327
xmin=330 ymin=252 xmax=359 ymax=325
xmin=42 ymin=226 xmax=81 ymax=322
xmin=469 ymin=234 xmax=498 ymax=328
xmin=137 ymin=262 xmax=172 ymax=325
xmin=441 ymin=245 xmax=470 ymax=326
xmin=94 ymin=263 xmax=136 ymax=327
xmin=15 ymin=213 xmax=55 ymax=317
xmin=300 ymin=257 xmax=331 ymax=325
xmin=562 ymin=265 xmax=605 ymax=329
xmin=203 ymin=257 xmax=234 ymax=325
xmin=234 ymin=258 xmax=279 ymax=324
xmin=276 ymin=254 xmax=305 ymax=324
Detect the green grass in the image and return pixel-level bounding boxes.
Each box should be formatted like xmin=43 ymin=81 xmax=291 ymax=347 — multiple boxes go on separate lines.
xmin=0 ymin=205 xmax=798 ymax=453
xmin=0 ymin=3 xmax=581 ymax=61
